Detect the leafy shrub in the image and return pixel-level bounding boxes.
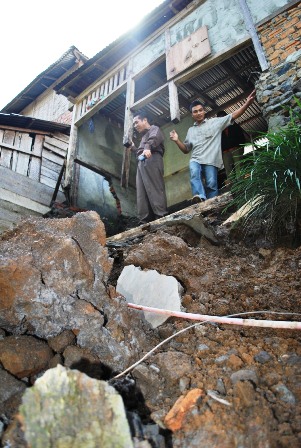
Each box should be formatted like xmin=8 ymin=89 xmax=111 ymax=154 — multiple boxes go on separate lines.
xmin=227 ymin=100 xmax=301 ymax=245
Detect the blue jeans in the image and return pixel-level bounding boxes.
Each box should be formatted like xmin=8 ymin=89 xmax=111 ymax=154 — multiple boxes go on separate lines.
xmin=189 ymin=160 xmax=218 ymax=200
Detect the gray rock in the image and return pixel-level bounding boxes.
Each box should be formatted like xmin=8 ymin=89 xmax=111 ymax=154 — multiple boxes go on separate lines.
xmin=281 ymin=354 xmax=301 ymax=366
xmin=18 ymin=365 xmax=134 ymax=448
xmin=286 ymin=49 xmax=301 ymax=63
xmin=230 ymin=369 xmax=258 ymax=386
xmin=216 ymin=378 xmax=226 ymax=396
xmin=198 ymin=344 xmax=209 ymax=352
xmin=0 ymin=369 xmax=26 ymax=413
xmin=254 ymin=351 xmax=272 ymax=364
xmin=215 ymin=354 xmax=229 ymax=364
xmin=273 ymin=383 xmax=296 ymax=405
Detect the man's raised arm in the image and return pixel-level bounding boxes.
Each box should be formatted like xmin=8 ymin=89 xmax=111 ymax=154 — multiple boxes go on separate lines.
xmin=232 ymin=89 xmax=256 ymax=121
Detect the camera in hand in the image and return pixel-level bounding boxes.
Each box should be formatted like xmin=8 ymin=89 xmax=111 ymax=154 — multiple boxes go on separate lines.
xmin=138 ymin=154 xmax=146 ymax=161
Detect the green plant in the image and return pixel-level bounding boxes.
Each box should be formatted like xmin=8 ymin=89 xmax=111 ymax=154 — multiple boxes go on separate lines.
xmin=227 ymin=100 xmax=301 ymax=244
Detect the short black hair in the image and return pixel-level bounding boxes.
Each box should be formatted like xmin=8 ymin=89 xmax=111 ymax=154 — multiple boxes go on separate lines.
xmin=189 ymin=100 xmax=204 ymax=112
xmin=133 ymin=110 xmax=150 ymax=122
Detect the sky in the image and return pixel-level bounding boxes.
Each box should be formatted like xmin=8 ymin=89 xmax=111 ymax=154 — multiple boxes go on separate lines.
xmin=0 ymin=0 xmax=165 ymax=110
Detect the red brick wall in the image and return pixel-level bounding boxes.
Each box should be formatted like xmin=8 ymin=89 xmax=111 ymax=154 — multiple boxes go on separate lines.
xmin=258 ymin=2 xmax=301 ymax=67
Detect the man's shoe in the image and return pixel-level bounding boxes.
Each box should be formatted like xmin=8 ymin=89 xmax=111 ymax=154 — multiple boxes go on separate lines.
xmin=191 ymin=195 xmax=205 ymax=204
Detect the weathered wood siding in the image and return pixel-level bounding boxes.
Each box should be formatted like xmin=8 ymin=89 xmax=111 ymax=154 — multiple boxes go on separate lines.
xmin=0 ymin=130 xmax=68 ymax=190
xmin=0 ymin=130 xmax=68 ymax=232
xmin=22 ymin=90 xmax=72 ymax=124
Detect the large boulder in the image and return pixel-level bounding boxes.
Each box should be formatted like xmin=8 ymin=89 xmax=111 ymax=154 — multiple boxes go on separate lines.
xmin=0 ymin=212 xmax=158 ymax=372
xmin=3 ymin=365 xmax=134 ymax=448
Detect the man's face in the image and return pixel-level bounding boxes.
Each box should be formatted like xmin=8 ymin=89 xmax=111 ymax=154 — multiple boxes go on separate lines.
xmin=133 ymin=116 xmax=149 ymax=133
xmin=191 ymin=105 xmax=205 ymax=123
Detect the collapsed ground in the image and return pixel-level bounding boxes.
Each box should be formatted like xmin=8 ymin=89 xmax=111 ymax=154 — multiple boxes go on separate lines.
xmin=0 ymin=201 xmax=300 ymax=447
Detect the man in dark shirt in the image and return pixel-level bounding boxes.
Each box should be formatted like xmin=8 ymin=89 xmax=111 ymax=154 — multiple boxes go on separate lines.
xmin=128 ymin=111 xmax=167 ymax=224
xmin=217 ymin=110 xmax=247 ymax=182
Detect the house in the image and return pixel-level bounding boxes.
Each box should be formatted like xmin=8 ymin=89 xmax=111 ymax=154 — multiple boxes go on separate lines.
xmin=1 ymin=1 xmax=300 ymax=235
xmin=2 ymin=46 xmax=88 ymax=125
xmin=0 ymin=47 xmax=88 ymax=233
xmin=52 ymin=0 xmax=300 ymax=228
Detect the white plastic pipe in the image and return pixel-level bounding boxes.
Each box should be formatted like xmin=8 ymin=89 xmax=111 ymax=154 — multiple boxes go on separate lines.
xmin=128 ymin=303 xmax=301 ymax=330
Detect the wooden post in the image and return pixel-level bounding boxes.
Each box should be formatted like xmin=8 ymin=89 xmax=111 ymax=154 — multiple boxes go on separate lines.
xmin=237 ymin=0 xmax=269 ymax=71
xmin=165 ymin=29 xmax=181 ymax=123
xmin=63 ymin=103 xmax=78 ymax=203
xmin=168 ymin=80 xmax=181 ymax=123
xmin=121 ymin=60 xmax=135 ymax=188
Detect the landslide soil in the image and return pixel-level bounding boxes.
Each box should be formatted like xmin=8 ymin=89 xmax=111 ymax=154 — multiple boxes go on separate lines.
xmin=0 ymin=210 xmax=300 ymax=447
xmin=109 ymin=225 xmax=301 ymax=447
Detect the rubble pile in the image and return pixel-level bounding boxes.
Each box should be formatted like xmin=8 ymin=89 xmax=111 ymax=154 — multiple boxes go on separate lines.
xmin=0 ymin=206 xmax=300 ymax=447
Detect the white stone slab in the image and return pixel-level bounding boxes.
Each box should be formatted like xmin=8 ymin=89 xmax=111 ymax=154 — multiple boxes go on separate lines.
xmin=116 ymin=265 xmax=183 ymax=328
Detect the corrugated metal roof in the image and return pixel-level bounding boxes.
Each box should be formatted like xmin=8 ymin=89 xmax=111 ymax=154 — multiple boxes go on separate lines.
xmin=54 ymin=0 xmax=194 ymax=99
xmin=1 ymin=46 xmax=88 ymax=114
xmin=86 ymin=45 xmax=267 ymax=137
xmin=0 ymin=113 xmax=70 ymax=135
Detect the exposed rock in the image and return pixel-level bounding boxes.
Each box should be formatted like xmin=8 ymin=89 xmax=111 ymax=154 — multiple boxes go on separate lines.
xmin=9 ymin=365 xmax=134 ymax=448
xmin=0 ymin=212 xmax=160 ymax=373
xmin=273 ymin=383 xmax=296 ymax=405
xmin=0 ymin=335 xmax=53 ymax=378
xmin=0 ymin=211 xmax=111 ymax=337
xmin=230 ymin=369 xmax=259 ymax=387
xmin=164 ymin=389 xmax=204 ymax=431
xmin=48 ymin=353 xmax=63 ymax=369
xmin=48 ymin=330 xmax=76 ymax=353
xmin=63 ymin=345 xmax=105 ymax=380
xmin=254 ymin=350 xmax=272 ymax=364
xmin=0 ymin=208 xmax=300 ymax=447
xmin=0 ymin=369 xmax=26 ymax=417
xmin=234 ymin=381 xmax=256 ymax=407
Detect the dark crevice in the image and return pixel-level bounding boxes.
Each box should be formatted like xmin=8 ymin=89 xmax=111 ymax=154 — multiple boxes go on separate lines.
xmin=75 ymin=290 xmax=107 ymax=326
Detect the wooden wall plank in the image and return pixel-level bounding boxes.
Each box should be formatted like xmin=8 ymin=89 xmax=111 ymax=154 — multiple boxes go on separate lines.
xmin=29 ymin=134 xmax=43 ymax=181
xmin=1 ymin=130 xmax=15 ymax=168
xmin=41 ymin=166 xmax=63 ymax=181
xmin=44 ymin=136 xmax=68 ymax=152
xmin=54 ymin=133 xmax=69 ymax=143
xmin=40 ymin=175 xmax=63 ymax=191
xmin=42 ymin=150 xmax=65 ymax=165
xmin=43 ymin=141 xmax=67 ymax=158
xmin=0 ymin=165 xmax=64 ymax=206
xmin=166 ymin=26 xmax=211 ymax=80
xmin=42 ymin=157 xmax=63 ymax=174
xmin=0 ymin=187 xmax=51 ymax=214
xmin=15 ymin=133 xmax=32 ymax=176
